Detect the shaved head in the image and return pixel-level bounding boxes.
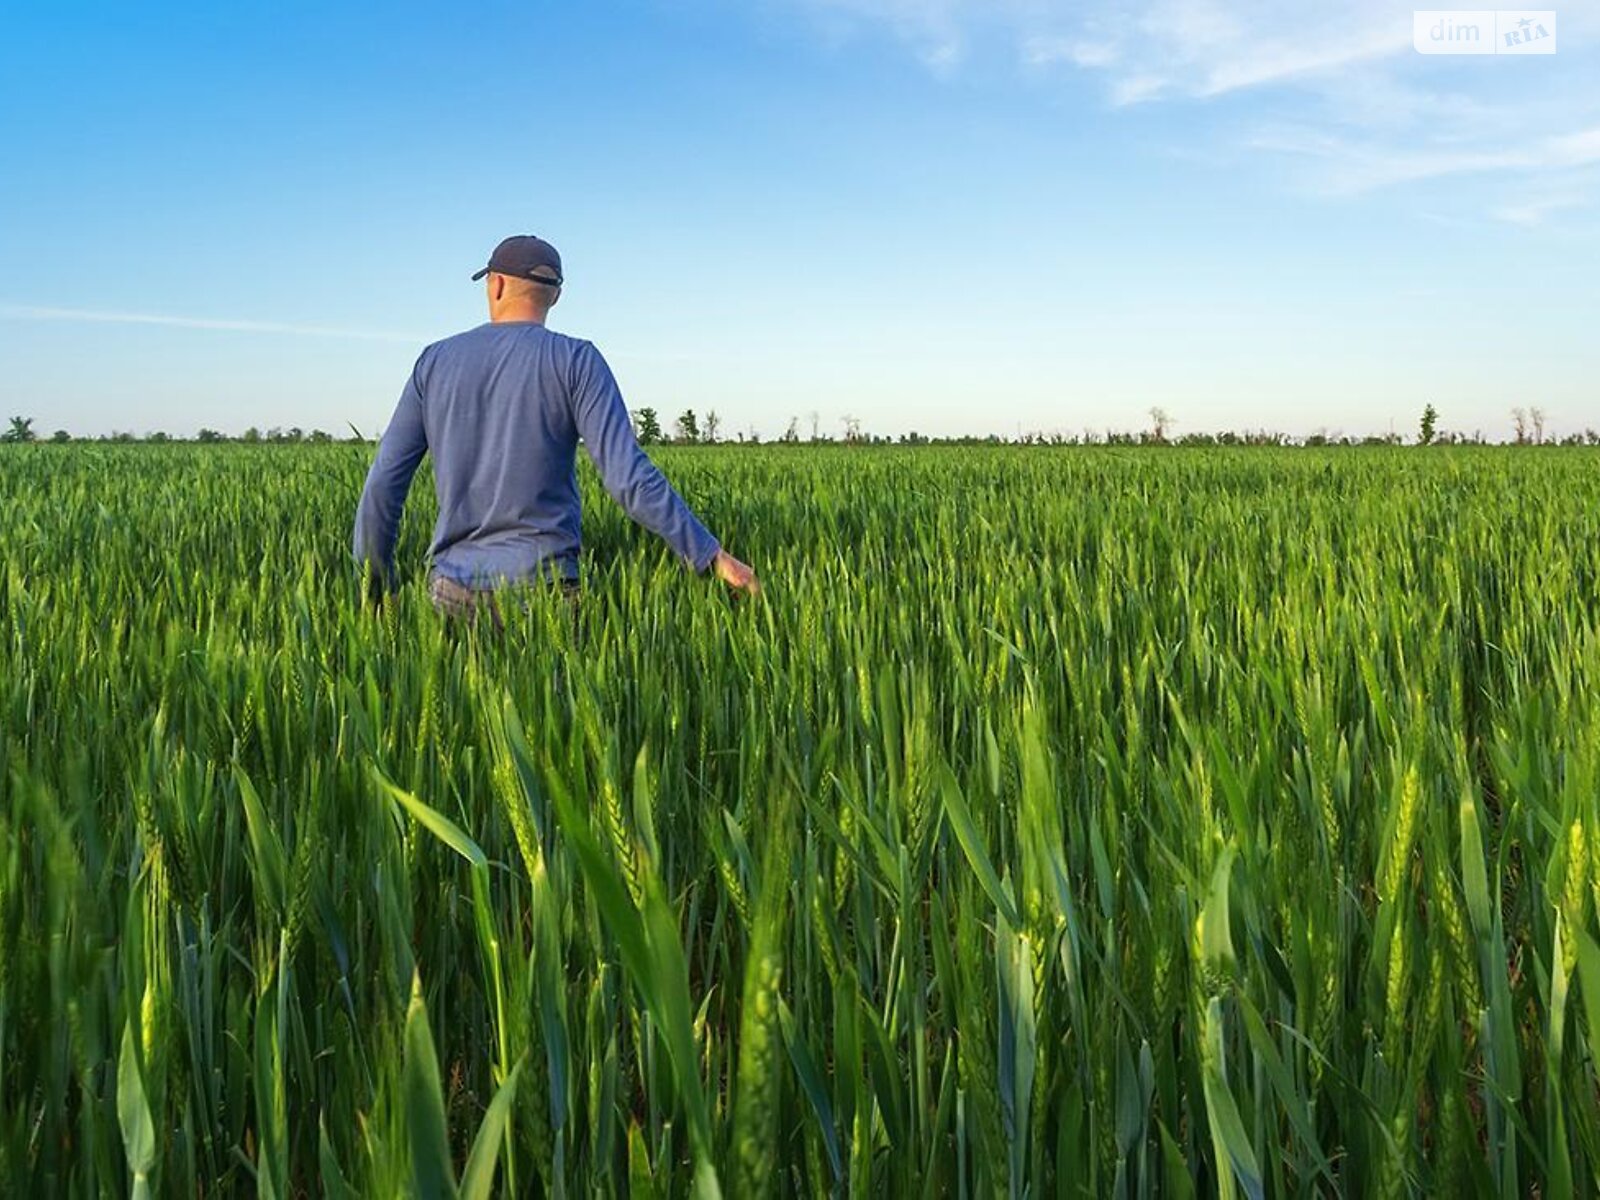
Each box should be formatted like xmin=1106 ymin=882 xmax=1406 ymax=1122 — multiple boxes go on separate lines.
xmin=485 ymin=269 xmax=561 ymax=323
xmin=497 ymin=272 xmax=560 ymax=301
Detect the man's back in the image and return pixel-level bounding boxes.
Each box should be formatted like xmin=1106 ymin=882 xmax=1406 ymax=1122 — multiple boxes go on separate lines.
xmin=353 ymin=322 xmax=720 ymax=590
xmin=418 ymin=322 xmax=592 ymax=584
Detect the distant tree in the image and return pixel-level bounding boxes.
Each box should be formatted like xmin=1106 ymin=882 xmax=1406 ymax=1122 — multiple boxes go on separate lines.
xmin=1148 ymin=407 xmax=1172 ymax=444
xmin=704 ymin=410 xmax=721 ymax=444
xmin=1418 ymin=403 xmax=1439 ymax=446
xmin=241 ymin=427 xmax=262 ymax=444
xmin=635 ymin=407 xmax=663 ymax=445
xmin=746 ymin=427 xmax=761 ymax=445
xmin=197 ymin=428 xmax=225 ymax=443
xmin=1511 ymin=407 xmax=1529 ymax=445
xmin=308 ymin=429 xmax=333 ymax=443
xmin=782 ymin=416 xmax=800 ymax=444
xmin=3 ymin=416 xmax=35 ymax=443
xmin=1530 ymin=407 xmax=1546 ymax=444
xmin=147 ymin=430 xmax=171 ymax=443
xmin=111 ymin=430 xmax=136 ymax=443
xmin=841 ymin=414 xmax=862 ymax=444
xmin=675 ymin=409 xmax=700 ymax=444
xmin=809 ymin=410 xmax=822 ymax=442
xmin=51 ymin=429 xmax=71 ymax=443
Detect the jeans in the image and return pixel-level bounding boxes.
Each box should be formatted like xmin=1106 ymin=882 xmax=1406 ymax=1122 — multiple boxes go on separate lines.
xmin=427 ymin=571 xmax=579 ymax=630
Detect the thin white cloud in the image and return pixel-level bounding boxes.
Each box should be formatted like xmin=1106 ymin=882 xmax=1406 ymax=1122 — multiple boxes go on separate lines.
xmin=1550 ymin=127 xmax=1600 ymax=165
xmin=1192 ymin=24 xmax=1412 ymax=97
xmin=0 ymin=303 xmax=423 ymax=343
xmin=1119 ymin=1 xmax=1414 ymax=98
xmin=782 ymin=0 xmax=1600 ymax=213
xmin=1492 ymin=193 xmax=1589 ymax=227
xmin=1024 ymin=36 xmax=1118 ymax=69
xmin=920 ymin=37 xmax=964 ymax=71
xmin=1254 ymin=123 xmax=1600 ymax=193
xmin=1112 ymin=73 xmax=1170 ymax=105
xmin=791 ymin=0 xmax=974 ymax=69
xmin=796 ymin=0 xmax=1419 ymax=97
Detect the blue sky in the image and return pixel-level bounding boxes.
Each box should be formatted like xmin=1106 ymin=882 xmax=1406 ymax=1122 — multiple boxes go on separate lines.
xmin=1 ymin=0 xmax=1596 ymax=440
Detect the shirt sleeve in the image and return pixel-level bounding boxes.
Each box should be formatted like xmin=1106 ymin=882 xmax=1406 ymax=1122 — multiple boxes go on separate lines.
xmin=570 ymin=341 xmax=720 ymax=572
xmin=352 ymin=362 xmax=429 ymax=587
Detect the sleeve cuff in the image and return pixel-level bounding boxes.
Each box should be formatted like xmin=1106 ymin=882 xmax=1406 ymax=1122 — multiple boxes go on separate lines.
xmin=692 ymin=538 xmax=721 ymax=575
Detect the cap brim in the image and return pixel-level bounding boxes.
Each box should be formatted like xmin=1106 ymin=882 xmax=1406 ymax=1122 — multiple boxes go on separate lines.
xmin=470 ymin=267 xmax=490 ymax=281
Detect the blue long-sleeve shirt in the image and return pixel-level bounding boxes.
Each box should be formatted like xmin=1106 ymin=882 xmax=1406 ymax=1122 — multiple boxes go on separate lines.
xmin=352 ymin=321 xmax=719 ymax=588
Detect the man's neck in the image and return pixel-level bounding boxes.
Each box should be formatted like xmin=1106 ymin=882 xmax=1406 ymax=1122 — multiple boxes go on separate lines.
xmin=489 ymin=306 xmax=547 ymax=325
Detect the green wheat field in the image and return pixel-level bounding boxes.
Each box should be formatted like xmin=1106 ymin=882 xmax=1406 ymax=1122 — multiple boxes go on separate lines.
xmin=4 ymin=444 xmax=1600 ymax=1198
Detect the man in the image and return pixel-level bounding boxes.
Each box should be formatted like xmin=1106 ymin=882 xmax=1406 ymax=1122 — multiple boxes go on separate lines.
xmin=353 ymin=234 xmax=759 ymax=622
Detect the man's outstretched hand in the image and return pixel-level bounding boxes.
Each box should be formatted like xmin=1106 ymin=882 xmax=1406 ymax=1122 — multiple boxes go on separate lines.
xmin=713 ymin=550 xmax=761 ymax=597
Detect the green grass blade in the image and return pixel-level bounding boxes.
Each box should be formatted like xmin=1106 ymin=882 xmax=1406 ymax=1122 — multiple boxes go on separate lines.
xmin=459 ymin=1059 xmax=523 ymax=1200
xmin=117 ymin=1020 xmax=156 ymax=1200
xmin=371 ymin=764 xmax=487 ymax=871
xmin=937 ymin=764 xmax=1021 ymax=928
xmin=403 ymin=971 xmax=459 ymax=1200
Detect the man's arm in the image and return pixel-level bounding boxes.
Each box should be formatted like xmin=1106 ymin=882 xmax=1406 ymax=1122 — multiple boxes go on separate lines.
xmin=571 ymin=342 xmax=758 ymax=593
xmin=352 ymin=369 xmax=428 ymax=593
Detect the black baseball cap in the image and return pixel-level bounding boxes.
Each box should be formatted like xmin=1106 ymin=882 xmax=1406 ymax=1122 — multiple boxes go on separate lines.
xmin=471 ymin=235 xmax=564 ymax=285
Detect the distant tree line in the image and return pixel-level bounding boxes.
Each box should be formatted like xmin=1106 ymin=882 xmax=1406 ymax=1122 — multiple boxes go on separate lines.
xmin=6 ymin=422 xmax=371 ymax=445
xmin=11 ymin=405 xmax=1600 ymax=448
xmin=618 ymin=404 xmax=1600 ymax=448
